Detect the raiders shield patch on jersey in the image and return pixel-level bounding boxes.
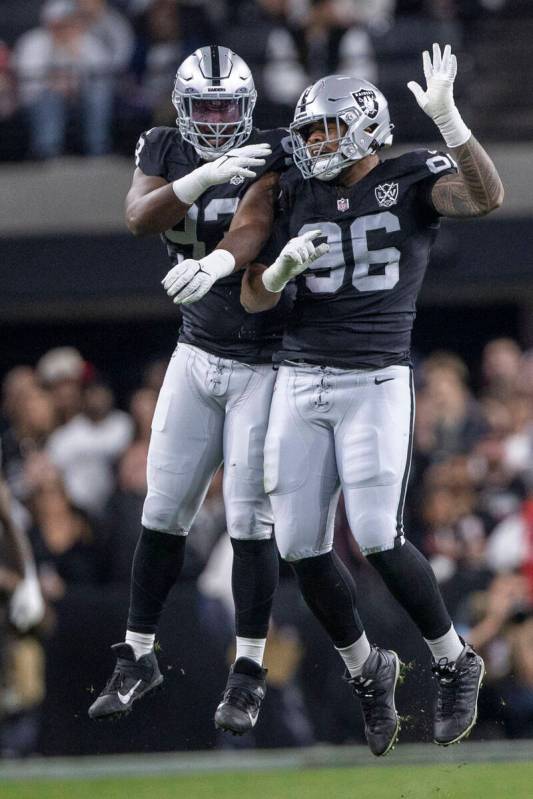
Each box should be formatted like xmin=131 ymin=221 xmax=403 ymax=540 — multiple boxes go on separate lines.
xmin=375 ymin=182 xmax=399 ymax=208
xmin=352 ymin=89 xmax=378 ymax=119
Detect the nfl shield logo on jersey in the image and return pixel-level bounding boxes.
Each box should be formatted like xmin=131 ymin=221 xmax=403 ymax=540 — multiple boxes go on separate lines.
xmin=375 ymin=182 xmax=399 ymax=208
xmin=337 ymin=197 xmax=350 ymax=212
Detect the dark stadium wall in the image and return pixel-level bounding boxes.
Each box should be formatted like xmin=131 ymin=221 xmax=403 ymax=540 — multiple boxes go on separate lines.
xmin=1 ymin=218 xmax=533 ymax=322
xmin=0 ymin=217 xmax=531 ymax=399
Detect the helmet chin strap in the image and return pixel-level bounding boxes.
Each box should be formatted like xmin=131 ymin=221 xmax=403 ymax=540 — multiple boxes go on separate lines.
xmin=311 ymin=152 xmax=345 ymax=181
xmin=315 ymin=168 xmax=342 ymax=182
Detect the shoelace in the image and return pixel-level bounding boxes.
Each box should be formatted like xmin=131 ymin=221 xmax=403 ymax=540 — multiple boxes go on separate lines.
xmin=351 ymin=679 xmax=389 ymax=725
xmin=433 ymin=659 xmax=460 ymax=717
xmin=223 ymin=686 xmax=261 ymax=715
xmin=104 ymin=661 xmax=148 ymax=695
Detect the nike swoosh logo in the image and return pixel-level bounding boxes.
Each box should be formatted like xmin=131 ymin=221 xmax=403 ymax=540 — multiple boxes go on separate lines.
xmin=374 ymin=377 xmax=395 ymax=385
xmin=118 ymin=679 xmax=142 ymax=705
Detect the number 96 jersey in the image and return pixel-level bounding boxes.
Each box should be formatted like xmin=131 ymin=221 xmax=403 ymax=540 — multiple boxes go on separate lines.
xmin=265 ymin=150 xmax=457 ymax=370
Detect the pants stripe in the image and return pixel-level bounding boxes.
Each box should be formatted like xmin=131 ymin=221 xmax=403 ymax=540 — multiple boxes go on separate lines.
xmin=395 ymin=367 xmax=415 ymax=539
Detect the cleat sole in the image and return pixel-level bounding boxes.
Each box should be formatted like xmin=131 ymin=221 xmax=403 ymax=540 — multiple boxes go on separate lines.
xmin=214 ymin=718 xmax=253 ymax=736
xmin=214 ymin=711 xmax=256 ymax=736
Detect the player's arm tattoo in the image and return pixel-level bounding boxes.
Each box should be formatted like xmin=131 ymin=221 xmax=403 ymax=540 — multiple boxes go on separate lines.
xmin=431 ymin=136 xmax=504 ymax=218
xmin=241 ymin=263 xmax=281 ymax=313
xmin=218 ymin=172 xmax=279 ymax=270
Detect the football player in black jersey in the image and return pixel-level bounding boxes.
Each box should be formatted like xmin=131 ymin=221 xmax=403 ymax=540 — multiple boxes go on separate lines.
xmin=89 ymin=46 xmax=294 ymax=734
xmin=240 ymin=45 xmax=504 ymax=754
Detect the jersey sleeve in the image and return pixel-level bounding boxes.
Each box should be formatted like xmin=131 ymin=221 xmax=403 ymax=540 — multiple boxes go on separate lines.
xmin=134 ymin=128 xmax=169 ymax=177
xmin=414 ymin=150 xmax=458 ymax=215
xmin=261 ymin=128 xmax=294 ymax=174
xmin=134 ymin=127 xmax=191 ymax=181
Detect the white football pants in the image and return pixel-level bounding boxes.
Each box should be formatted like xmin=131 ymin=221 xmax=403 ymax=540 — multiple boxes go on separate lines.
xmin=264 ymin=363 xmax=414 ymax=560
xmin=142 ymin=343 xmax=275 ymax=539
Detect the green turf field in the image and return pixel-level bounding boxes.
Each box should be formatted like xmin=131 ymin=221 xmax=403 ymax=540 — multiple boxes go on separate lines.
xmin=3 ymin=762 xmax=533 ymax=799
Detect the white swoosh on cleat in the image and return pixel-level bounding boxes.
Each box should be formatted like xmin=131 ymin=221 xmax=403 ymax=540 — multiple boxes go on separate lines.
xmin=118 ymin=680 xmax=142 ymax=705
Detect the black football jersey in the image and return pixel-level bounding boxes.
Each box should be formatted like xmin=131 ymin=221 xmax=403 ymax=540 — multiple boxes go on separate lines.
xmin=135 ymin=125 xmax=293 ymax=363
xmin=261 ymin=150 xmax=457 ymax=369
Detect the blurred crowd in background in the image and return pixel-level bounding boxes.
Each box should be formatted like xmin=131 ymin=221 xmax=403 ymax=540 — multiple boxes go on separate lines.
xmin=0 ymin=0 xmax=532 ymax=160
xmin=2 ymin=335 xmax=533 ymax=755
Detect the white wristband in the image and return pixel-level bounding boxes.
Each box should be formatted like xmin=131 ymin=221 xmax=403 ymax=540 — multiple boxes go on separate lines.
xmin=172 ymin=166 xmax=209 ymax=205
xmin=434 ymin=106 xmax=471 ymax=149
xmin=200 ymin=249 xmax=235 ymax=278
xmin=261 ymin=263 xmax=286 ymax=294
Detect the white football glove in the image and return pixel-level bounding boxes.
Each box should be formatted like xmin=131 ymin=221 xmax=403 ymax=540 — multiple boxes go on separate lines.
xmin=162 ymin=249 xmax=235 ymax=305
xmin=262 ymin=230 xmax=330 ymax=293
xmin=9 ymin=565 xmax=45 ymax=632
xmin=407 ymin=43 xmax=470 ymax=148
xmin=172 ymin=142 xmax=272 ymax=205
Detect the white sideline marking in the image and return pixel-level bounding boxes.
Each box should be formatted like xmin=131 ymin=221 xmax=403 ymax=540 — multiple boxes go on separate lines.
xmin=1 ymin=740 xmax=532 ymax=782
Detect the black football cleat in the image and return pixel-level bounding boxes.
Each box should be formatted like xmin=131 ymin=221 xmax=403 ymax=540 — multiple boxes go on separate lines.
xmin=88 ymin=643 xmax=163 ymax=720
xmin=214 ymin=657 xmax=267 ymax=735
xmin=347 ymin=647 xmax=401 ymax=757
xmin=432 ymin=642 xmax=485 ymax=746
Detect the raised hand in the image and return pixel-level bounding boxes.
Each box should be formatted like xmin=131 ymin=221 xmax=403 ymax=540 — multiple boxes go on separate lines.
xmin=407 ymin=43 xmax=470 ymax=148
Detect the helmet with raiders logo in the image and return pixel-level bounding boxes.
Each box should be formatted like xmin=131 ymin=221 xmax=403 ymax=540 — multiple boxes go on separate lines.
xmin=172 ymin=45 xmax=257 ymax=161
xmin=290 ymin=75 xmax=394 ymax=181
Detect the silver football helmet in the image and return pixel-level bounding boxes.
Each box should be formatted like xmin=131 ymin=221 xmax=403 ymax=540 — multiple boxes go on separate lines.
xmin=172 ymin=45 xmax=257 ymax=161
xmin=290 ymin=75 xmax=394 ymax=181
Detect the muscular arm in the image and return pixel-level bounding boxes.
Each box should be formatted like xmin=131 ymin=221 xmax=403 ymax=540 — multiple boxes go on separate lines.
xmin=431 ymin=135 xmax=504 ymax=218
xmin=124 ymin=169 xmax=190 ymax=236
xmin=241 ymin=263 xmax=281 ymax=313
xmin=216 ymin=171 xmax=279 ymax=270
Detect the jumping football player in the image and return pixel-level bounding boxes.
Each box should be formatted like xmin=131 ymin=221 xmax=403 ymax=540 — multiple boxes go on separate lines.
xmin=89 ymin=45 xmax=295 ymax=734
xmin=239 ymin=45 xmax=504 ymax=753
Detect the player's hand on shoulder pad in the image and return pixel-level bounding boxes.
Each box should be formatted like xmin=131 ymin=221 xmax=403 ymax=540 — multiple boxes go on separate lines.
xmin=262 ymin=230 xmax=329 ymax=293
xmin=172 ymin=143 xmax=272 ymax=203
xmin=162 ymin=250 xmax=235 ymax=305
xmin=226 ymin=143 xmax=272 ymax=160
xmin=208 ymin=142 xmax=272 ymax=184
xmin=407 ymin=43 xmax=457 ymax=121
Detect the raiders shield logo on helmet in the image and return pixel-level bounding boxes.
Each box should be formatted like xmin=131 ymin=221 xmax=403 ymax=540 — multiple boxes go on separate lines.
xmin=375 ymin=182 xmax=399 ymax=208
xmin=352 ymin=89 xmax=378 ymax=119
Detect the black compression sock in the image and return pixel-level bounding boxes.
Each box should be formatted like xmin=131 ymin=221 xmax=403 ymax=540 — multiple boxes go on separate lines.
xmin=127 ymin=526 xmax=186 ymax=634
xmin=231 ymin=536 xmax=279 ymax=639
xmin=291 ymin=551 xmax=364 ymax=648
xmin=367 ymin=540 xmax=452 ymax=640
